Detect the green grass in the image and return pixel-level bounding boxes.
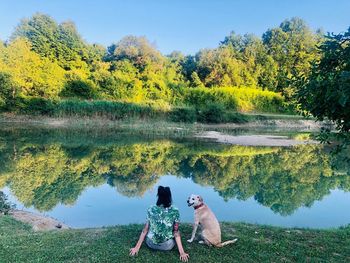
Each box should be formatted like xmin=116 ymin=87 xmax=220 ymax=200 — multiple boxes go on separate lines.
xmin=0 ymin=216 xmax=349 ymax=263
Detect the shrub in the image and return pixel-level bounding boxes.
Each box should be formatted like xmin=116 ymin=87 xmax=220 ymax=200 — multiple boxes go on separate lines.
xmin=60 ymin=80 xmax=98 ymax=99
xmin=197 ymin=103 xmax=226 ymax=123
xmin=16 ymin=97 xmax=56 ymax=115
xmin=182 ymin=86 xmax=288 ymax=113
xmin=0 ymin=191 xmax=15 ymax=215
xmin=182 ymin=87 xmax=218 ymax=109
xmin=169 ymin=107 xmax=197 ymax=123
xmin=224 ymin=112 xmax=251 ymax=123
xmin=0 ymin=72 xmax=17 ymax=110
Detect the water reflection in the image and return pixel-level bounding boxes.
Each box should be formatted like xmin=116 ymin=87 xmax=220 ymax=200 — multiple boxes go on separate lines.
xmin=0 ymin=127 xmax=349 ymax=217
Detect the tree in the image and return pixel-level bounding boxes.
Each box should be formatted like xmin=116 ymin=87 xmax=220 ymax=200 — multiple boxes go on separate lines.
xmin=221 ymin=32 xmax=279 ymax=90
xmin=106 ymin=36 xmax=164 ymax=71
xmin=11 ymin=13 xmax=59 ymax=61
xmin=0 ymin=72 xmax=17 ymax=108
xmin=105 ymin=36 xmax=183 ymax=102
xmin=11 ymin=13 xmax=92 ymax=71
xmin=0 ymin=40 xmax=5 ymax=68
xmin=263 ymin=18 xmax=320 ymax=98
xmin=57 ymin=21 xmax=90 ymax=70
xmin=297 ymin=28 xmax=350 ymax=133
xmin=2 ymin=38 xmax=65 ymax=98
xmin=190 ymin=72 xmax=204 ymax=87
xmin=195 ymin=47 xmax=251 ymax=87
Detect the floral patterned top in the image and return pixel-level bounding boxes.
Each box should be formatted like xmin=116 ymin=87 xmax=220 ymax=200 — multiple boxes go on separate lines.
xmin=146 ymin=205 xmax=180 ymax=244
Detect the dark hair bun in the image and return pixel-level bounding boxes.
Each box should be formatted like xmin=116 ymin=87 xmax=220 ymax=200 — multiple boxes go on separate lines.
xmin=157 ymin=186 xmax=172 ymax=208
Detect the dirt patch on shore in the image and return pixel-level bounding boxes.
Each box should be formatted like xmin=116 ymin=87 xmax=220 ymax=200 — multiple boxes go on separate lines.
xmin=10 ymin=210 xmax=70 ymax=231
xmin=197 ymin=131 xmax=318 ymax=146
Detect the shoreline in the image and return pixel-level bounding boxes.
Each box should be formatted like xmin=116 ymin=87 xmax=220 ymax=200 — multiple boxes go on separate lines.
xmin=9 ymin=210 xmax=69 ymax=231
xmin=6 ymin=208 xmax=348 ymax=232
xmin=0 ymin=113 xmax=331 ymax=131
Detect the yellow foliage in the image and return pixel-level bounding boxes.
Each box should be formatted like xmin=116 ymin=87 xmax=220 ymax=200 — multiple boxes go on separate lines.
xmin=1 ymin=38 xmax=66 ymax=98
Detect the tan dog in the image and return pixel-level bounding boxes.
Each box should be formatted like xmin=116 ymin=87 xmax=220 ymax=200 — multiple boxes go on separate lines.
xmin=187 ymin=194 xmax=237 ymax=247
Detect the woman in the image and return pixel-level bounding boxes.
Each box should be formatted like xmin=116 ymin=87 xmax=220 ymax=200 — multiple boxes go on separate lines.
xmin=129 ymin=186 xmax=189 ymax=262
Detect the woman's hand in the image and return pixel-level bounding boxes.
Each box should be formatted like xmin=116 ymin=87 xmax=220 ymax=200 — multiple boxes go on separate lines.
xmin=179 ymin=252 xmax=190 ymax=262
xmin=129 ymin=247 xmax=139 ymax=256
xmin=129 ymin=222 xmax=149 ymax=257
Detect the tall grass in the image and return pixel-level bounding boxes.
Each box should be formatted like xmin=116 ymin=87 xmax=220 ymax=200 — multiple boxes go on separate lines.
xmin=53 ymin=100 xmax=163 ymax=119
xmin=15 ymin=98 xmax=166 ymax=120
xmin=183 ymin=87 xmax=289 ymax=113
xmin=7 ymin=86 xmax=294 ymax=123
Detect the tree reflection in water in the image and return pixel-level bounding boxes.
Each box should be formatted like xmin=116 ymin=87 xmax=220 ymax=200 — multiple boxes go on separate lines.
xmin=0 ymin=127 xmax=349 ymax=215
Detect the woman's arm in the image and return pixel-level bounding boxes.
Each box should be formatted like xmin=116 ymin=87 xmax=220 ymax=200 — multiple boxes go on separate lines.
xmin=129 ymin=222 xmax=149 ymax=256
xmin=173 ymin=223 xmax=190 ymax=262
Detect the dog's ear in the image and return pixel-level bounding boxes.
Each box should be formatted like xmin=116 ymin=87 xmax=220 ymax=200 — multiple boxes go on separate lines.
xmin=198 ymin=195 xmax=203 ymax=202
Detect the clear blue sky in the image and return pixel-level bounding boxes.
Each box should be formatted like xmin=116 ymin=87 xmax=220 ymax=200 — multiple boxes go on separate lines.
xmin=1 ymin=0 xmax=349 ymax=55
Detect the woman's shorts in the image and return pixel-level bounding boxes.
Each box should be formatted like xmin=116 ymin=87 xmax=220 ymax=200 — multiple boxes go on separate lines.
xmin=146 ymin=237 xmax=175 ymax=251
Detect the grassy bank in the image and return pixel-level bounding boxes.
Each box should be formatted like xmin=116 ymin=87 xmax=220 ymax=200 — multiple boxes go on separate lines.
xmin=0 ymin=216 xmax=349 ymax=263
xmin=0 ymin=99 xmax=306 ymax=126
xmin=1 ymin=98 xmax=255 ymax=124
xmin=0 ymin=86 xmax=295 ymax=124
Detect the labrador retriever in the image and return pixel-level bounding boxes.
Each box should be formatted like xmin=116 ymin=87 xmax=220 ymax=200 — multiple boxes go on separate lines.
xmin=187 ymin=194 xmax=237 ymax=247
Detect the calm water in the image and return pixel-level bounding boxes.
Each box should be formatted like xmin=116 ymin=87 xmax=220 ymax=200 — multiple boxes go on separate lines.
xmin=1 ymin=126 xmax=349 ymax=229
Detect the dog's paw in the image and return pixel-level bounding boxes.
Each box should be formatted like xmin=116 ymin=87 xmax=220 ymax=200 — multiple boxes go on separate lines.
xmin=187 ymin=239 xmax=193 ymax=243
xmin=198 ymin=240 xmax=205 ymax=244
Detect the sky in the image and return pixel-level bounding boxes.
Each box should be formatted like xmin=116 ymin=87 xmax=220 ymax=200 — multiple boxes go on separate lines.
xmin=0 ymin=0 xmax=349 ymax=55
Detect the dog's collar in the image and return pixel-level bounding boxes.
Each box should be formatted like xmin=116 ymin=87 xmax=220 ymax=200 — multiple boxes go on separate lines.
xmin=194 ymin=203 xmax=204 ymax=210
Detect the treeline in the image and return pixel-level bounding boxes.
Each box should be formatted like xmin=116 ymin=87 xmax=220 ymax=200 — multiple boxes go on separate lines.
xmin=0 ymin=14 xmax=324 ymax=118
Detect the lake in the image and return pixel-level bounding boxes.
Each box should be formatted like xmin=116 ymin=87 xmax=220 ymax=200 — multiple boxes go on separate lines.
xmin=1 ymin=125 xmax=349 ymax=229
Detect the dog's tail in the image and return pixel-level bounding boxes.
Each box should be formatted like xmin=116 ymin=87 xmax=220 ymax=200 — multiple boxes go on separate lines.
xmin=216 ymin=238 xmax=238 ymax=247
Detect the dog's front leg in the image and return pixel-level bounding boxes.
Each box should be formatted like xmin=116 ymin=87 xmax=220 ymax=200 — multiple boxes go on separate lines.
xmin=187 ymin=221 xmax=199 ymax=243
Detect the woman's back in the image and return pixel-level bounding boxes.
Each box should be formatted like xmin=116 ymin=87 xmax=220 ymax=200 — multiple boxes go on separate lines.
xmin=147 ymin=205 xmax=180 ymax=244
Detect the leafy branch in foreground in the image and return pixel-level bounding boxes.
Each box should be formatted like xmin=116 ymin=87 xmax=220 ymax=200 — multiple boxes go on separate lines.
xmin=297 ymin=28 xmax=350 ymax=145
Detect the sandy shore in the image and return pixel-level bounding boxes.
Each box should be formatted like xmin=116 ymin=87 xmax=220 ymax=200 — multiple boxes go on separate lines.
xmin=10 ymin=210 xmax=70 ymax=231
xmin=196 ymin=131 xmax=318 ymax=146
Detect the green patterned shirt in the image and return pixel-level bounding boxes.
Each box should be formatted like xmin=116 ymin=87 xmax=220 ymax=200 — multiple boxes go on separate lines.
xmin=146 ymin=205 xmax=180 ymax=244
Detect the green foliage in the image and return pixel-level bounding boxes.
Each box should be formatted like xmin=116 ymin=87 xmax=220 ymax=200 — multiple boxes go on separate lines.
xmin=103 ymin=37 xmax=184 ymax=103
xmin=106 ymin=36 xmax=164 ymax=70
xmin=1 ymin=38 xmax=66 ymax=98
xmin=263 ymin=18 xmax=321 ymax=99
xmin=0 ymin=72 xmax=16 ymax=109
xmin=16 ymin=97 xmax=56 ymax=115
xmin=11 ymin=13 xmax=92 ymax=70
xmin=194 ymin=47 xmax=253 ymax=87
xmin=197 ymin=103 xmax=226 ymax=123
xmin=0 ymin=191 xmax=15 ymax=214
xmin=0 ymin=14 xmax=330 ymax=117
xmin=183 ymin=87 xmax=287 ymax=113
xmin=298 ymin=28 xmax=350 ymax=133
xmin=53 ymin=100 xmax=159 ymax=120
xmin=190 ymin=72 xmax=204 ymax=87
xmin=60 ymin=80 xmax=98 ymax=99
xmin=169 ymin=107 xmax=197 ymax=123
